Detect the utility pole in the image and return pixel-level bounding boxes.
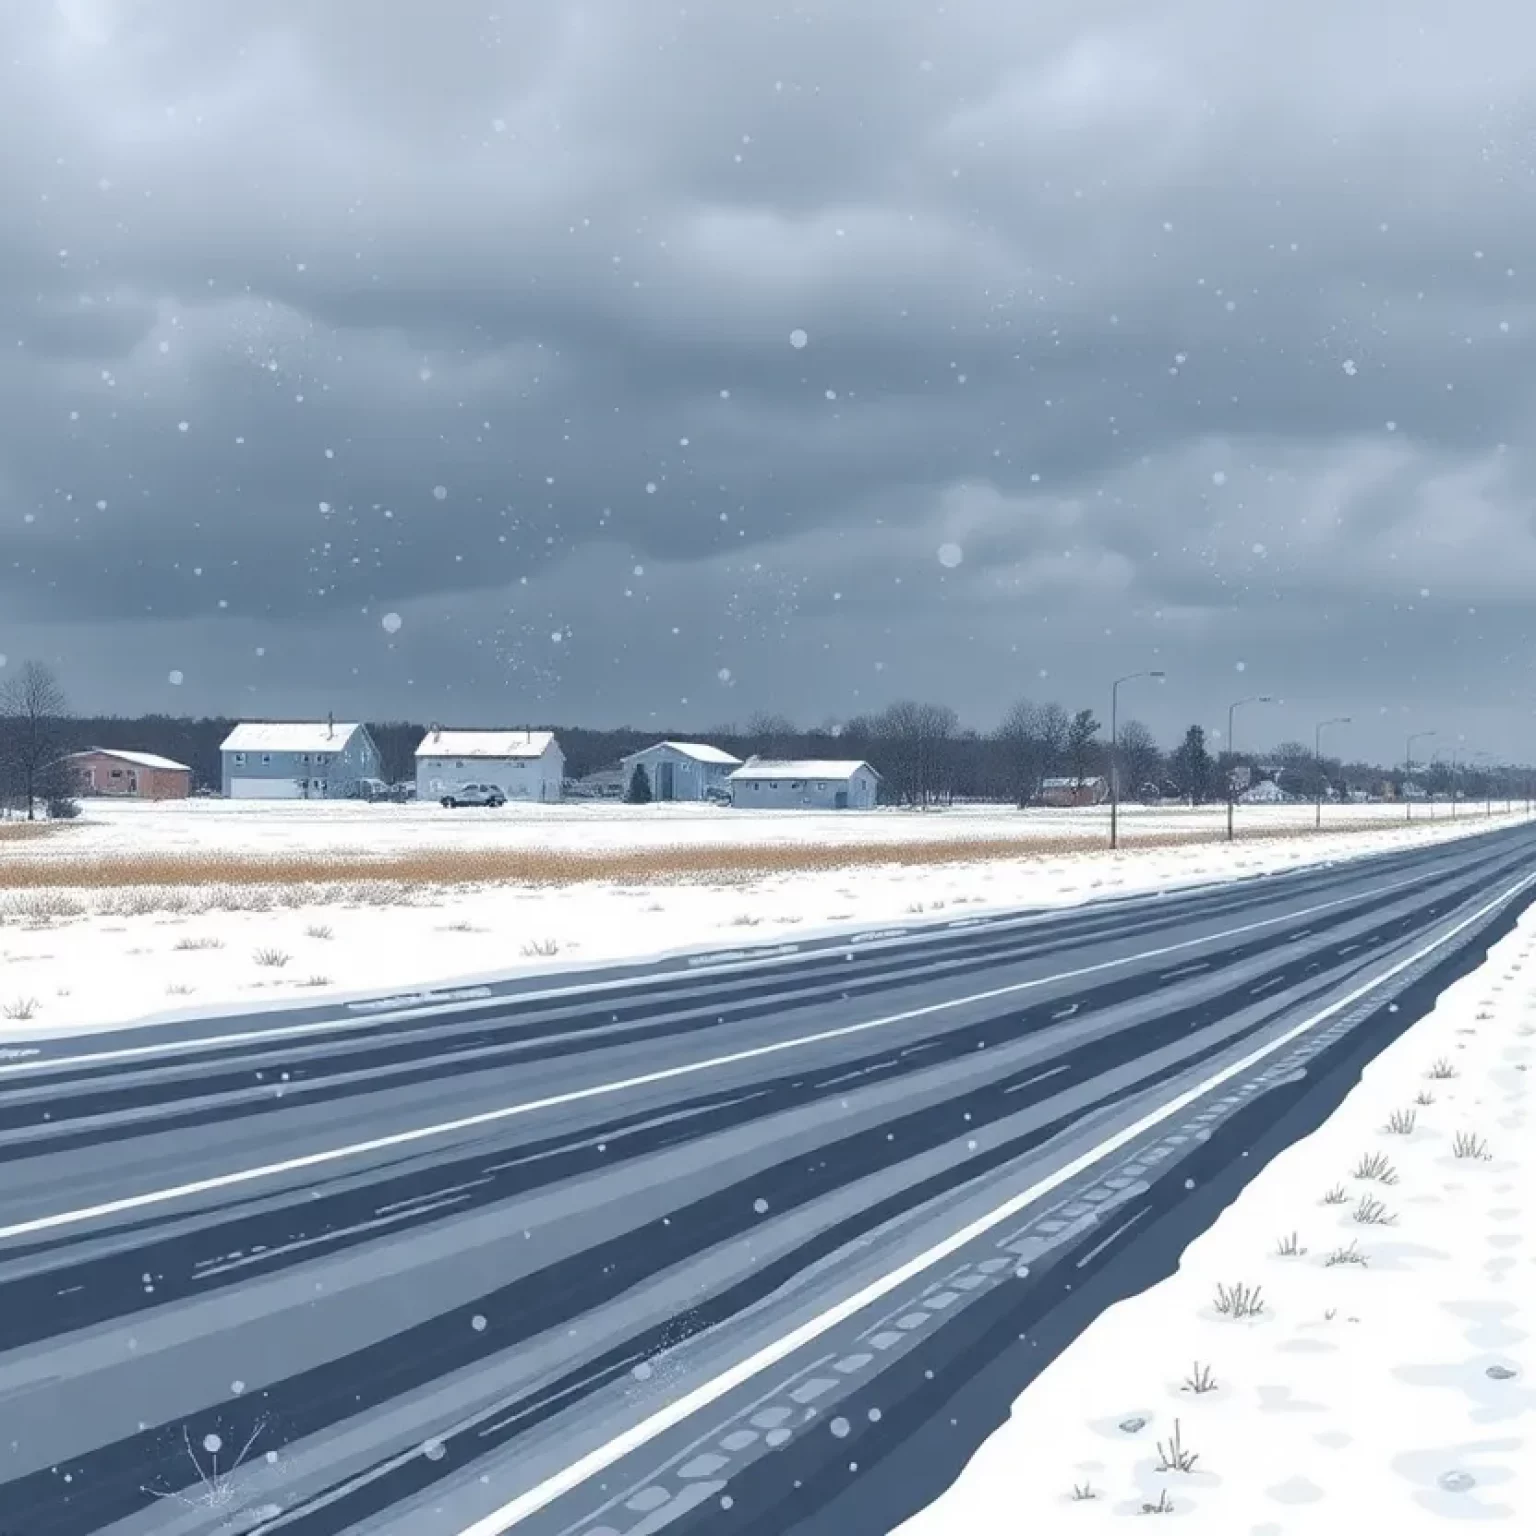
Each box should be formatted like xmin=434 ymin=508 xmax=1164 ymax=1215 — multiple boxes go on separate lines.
xmin=1226 ymin=695 xmax=1274 ymax=842
xmin=1109 ymin=669 xmax=1166 ymax=851
xmin=1314 ymin=716 xmax=1351 ymax=830
xmin=1405 ymin=730 xmax=1436 ymax=822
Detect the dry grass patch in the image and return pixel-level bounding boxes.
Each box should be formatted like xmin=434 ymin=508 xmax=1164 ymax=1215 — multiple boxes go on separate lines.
xmin=0 ymin=822 xmax=67 ymax=843
xmin=0 ymin=814 xmax=1474 ymax=894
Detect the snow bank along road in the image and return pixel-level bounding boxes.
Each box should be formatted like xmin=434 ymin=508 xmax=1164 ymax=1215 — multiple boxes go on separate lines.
xmin=1 ymin=825 xmax=1534 ymax=1535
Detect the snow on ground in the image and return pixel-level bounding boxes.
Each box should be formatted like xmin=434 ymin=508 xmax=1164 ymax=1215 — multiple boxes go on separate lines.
xmin=0 ymin=796 xmax=1495 ymax=867
xmin=898 ymin=893 xmax=1536 ymax=1533
xmin=0 ymin=804 xmax=1520 ymax=1037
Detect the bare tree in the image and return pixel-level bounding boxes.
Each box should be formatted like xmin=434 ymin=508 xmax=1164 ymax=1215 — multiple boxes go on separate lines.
xmin=1115 ymin=718 xmax=1163 ymax=801
xmin=868 ymin=700 xmax=958 ymax=806
xmin=742 ymin=711 xmax=798 ymax=759
xmin=0 ymin=661 xmax=70 ymax=820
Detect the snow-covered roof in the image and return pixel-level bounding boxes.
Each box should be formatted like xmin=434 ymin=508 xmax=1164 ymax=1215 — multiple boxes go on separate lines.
xmin=1040 ymin=776 xmax=1107 ymax=788
xmin=221 ymin=722 xmax=364 ymax=754
xmin=415 ymin=729 xmax=559 ymax=760
xmin=625 ymin=740 xmax=742 ymax=766
xmin=729 ymin=759 xmax=877 ymax=782
xmin=69 ymin=748 xmax=191 ymax=773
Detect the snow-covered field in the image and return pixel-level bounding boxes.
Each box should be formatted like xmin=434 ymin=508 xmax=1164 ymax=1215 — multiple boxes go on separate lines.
xmin=0 ymin=802 xmax=1519 ymax=1036
xmin=0 ymin=796 xmax=1499 ymax=866
xmin=900 ymin=899 xmax=1536 ymax=1533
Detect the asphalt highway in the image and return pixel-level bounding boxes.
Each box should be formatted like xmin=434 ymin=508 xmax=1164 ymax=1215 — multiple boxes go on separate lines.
xmin=1 ymin=821 xmax=1532 ymax=1536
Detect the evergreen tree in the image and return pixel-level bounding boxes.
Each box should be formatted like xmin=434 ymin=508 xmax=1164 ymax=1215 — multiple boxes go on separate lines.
xmin=1170 ymin=724 xmax=1212 ymax=804
xmin=626 ymin=762 xmax=652 ymax=804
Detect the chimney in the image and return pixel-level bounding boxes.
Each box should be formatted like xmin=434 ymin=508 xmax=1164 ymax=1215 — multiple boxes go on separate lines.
xmin=326 ymin=711 xmax=334 ymax=741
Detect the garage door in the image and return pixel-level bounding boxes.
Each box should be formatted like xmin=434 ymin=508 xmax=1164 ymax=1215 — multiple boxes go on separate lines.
xmin=228 ymin=777 xmax=302 ymax=800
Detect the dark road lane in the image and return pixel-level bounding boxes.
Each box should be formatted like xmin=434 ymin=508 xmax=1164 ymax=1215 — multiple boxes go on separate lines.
xmin=0 ymin=823 xmax=1530 ymax=1536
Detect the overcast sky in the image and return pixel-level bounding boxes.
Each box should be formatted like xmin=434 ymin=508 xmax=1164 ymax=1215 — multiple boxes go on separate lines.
xmin=3 ymin=1 xmax=1534 ymax=762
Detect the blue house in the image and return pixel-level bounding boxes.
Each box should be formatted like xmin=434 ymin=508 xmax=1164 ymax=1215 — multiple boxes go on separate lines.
xmin=619 ymin=741 xmax=742 ymax=802
xmin=219 ymin=720 xmax=382 ymax=800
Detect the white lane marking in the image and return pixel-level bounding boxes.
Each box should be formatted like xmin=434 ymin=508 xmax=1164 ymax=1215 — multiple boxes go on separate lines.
xmin=0 ymin=875 xmax=1427 ymax=1244
xmin=451 ymin=867 xmax=1536 ymax=1534
xmin=0 ymin=849 xmax=1452 ymax=1078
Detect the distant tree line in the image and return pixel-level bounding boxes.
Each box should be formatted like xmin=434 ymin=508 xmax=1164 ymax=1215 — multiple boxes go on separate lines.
xmin=2 ymin=659 xmax=1531 ymax=813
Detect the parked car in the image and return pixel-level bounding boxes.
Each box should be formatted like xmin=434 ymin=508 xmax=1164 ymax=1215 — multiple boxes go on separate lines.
xmin=350 ymin=777 xmax=392 ymax=802
xmin=440 ymin=782 xmax=505 ymax=808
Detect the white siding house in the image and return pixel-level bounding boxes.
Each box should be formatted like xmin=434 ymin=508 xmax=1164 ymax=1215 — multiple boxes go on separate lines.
xmin=728 ymin=759 xmax=880 ymax=810
xmin=619 ymin=741 xmax=742 ymax=802
xmin=220 ymin=721 xmax=381 ymax=799
xmin=414 ymin=729 xmax=564 ymax=803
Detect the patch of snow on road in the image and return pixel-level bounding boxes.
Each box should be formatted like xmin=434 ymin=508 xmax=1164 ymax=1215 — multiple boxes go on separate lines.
xmin=897 ymin=896 xmax=1536 ymax=1533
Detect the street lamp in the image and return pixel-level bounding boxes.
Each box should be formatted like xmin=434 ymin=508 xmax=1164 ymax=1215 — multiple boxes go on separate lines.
xmin=1314 ymin=716 xmax=1351 ymax=830
xmin=1109 ymin=669 xmax=1166 ymax=851
xmin=1405 ymin=730 xmax=1436 ymax=821
xmin=1227 ymin=694 xmax=1275 ymax=842
xmin=1471 ymin=750 xmax=1493 ymax=816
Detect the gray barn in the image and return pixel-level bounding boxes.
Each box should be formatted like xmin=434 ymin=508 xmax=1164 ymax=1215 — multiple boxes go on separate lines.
xmin=219 ymin=721 xmax=382 ymax=799
xmin=620 ymin=741 xmax=742 ymax=802
xmin=728 ymin=758 xmax=880 ymax=810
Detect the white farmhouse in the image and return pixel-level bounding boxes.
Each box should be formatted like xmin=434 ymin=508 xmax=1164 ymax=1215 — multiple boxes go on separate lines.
xmin=619 ymin=740 xmax=742 ymax=802
xmin=414 ymin=728 xmax=564 ymax=803
xmin=728 ymin=758 xmax=880 ymax=810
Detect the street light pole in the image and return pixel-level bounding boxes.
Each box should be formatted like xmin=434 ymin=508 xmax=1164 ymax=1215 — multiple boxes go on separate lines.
xmin=1109 ymin=669 xmax=1166 ymax=852
xmin=1405 ymin=730 xmax=1436 ymax=822
xmin=1448 ymin=749 xmax=1460 ymax=821
xmin=1226 ymin=694 xmax=1274 ymax=843
xmin=1314 ymin=716 xmax=1351 ymax=830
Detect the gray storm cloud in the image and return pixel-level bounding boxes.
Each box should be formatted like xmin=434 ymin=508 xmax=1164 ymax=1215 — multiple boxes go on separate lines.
xmin=3 ymin=0 xmax=1535 ymax=757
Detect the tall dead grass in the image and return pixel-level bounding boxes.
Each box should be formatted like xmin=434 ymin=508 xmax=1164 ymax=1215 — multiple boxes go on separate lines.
xmin=0 ymin=814 xmax=1452 ymax=894
xmin=0 ymin=821 xmax=66 ymax=843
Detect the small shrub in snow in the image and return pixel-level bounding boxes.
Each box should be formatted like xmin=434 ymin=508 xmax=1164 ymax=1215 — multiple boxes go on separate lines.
xmin=1427 ymin=1057 xmax=1458 ymax=1080
xmin=1322 ymin=1184 xmax=1349 ymax=1205
xmin=1155 ymin=1418 xmax=1200 ymax=1473
xmin=1140 ymin=1489 xmax=1175 ymax=1515
xmin=1452 ymin=1131 xmax=1492 ymax=1161
xmin=1 ymin=996 xmax=39 ymax=1021
xmin=522 ymin=938 xmax=560 ymax=957
xmin=1070 ymin=1482 xmax=1099 ymax=1502
xmin=1352 ymin=1151 xmax=1398 ymax=1184
xmin=1275 ymin=1231 xmax=1306 ymax=1257
xmin=1351 ymin=1193 xmax=1396 ymax=1226
xmin=253 ymin=947 xmax=291 ymax=968
xmin=173 ymin=935 xmax=224 ymax=951
xmin=304 ymin=923 xmax=334 ymax=940
xmin=1325 ymin=1240 xmax=1369 ymax=1268
xmin=1212 ymin=1281 xmax=1264 ymax=1319
xmin=1384 ymin=1108 xmax=1417 ymax=1135
xmin=1414 ymin=1090 xmax=1436 ymax=1106
xmin=1181 ymin=1362 xmax=1218 ymax=1394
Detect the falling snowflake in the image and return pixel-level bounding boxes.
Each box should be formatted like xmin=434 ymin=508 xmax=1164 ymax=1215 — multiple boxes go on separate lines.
xmin=381 ymin=612 xmax=403 ymax=634
xmin=645 ymin=482 xmax=657 ymax=494
xmin=1235 ymin=660 xmax=1247 ymax=672
xmin=432 ymin=485 xmax=448 ymax=501
xmin=177 ymin=421 xmax=189 ymax=433
xmin=718 ymin=667 xmax=733 ymax=683
xmin=937 ymin=543 xmax=963 ymax=568
xmin=550 ymin=630 xmax=564 ymax=643
xmin=168 ymin=670 xmax=184 ymax=685
xmin=1212 ymin=470 xmax=1227 ymax=486
xmin=789 ymin=328 xmax=809 ymax=349
xmin=1342 ymin=359 xmax=1358 ymax=375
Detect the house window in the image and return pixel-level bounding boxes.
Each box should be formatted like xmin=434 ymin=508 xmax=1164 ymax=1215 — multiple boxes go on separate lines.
xmin=261 ymin=754 xmax=272 ymax=766
xmin=301 ymin=754 xmax=311 ymax=764
xmin=110 ymin=768 xmax=124 ymax=778
xmin=233 ymin=752 xmax=246 ymax=766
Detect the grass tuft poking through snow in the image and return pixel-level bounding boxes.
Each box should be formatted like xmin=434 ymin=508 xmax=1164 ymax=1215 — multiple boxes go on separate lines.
xmin=898 ymin=900 xmax=1536 ymax=1534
